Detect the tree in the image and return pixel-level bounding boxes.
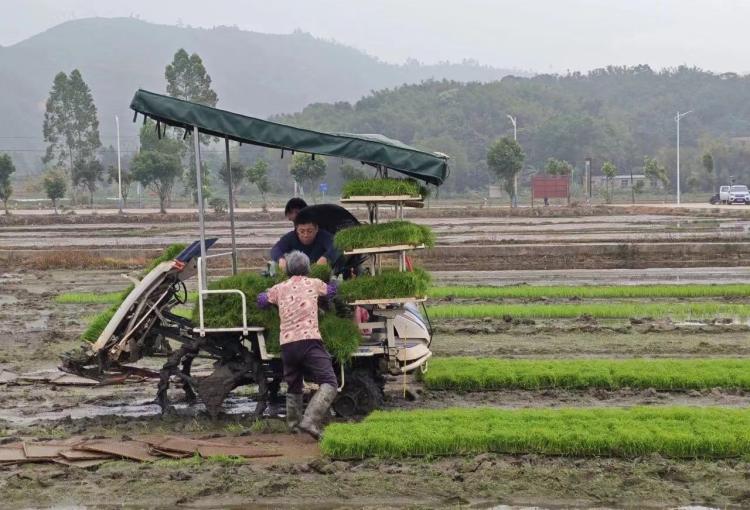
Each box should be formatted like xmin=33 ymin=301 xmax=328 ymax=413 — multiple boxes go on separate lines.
xmin=0 ymin=153 xmax=15 ymax=214
xmin=486 ymin=137 xmax=524 ymax=206
xmin=165 ymin=49 xmax=218 ymax=106
xmin=290 ymin=153 xmax=326 ymax=197
xmin=107 ymin=165 xmax=134 ymax=208
xmin=131 ymin=151 xmax=182 ymax=214
xmin=601 ymin=161 xmax=617 ymax=204
xmin=702 ymin=151 xmax=716 ymax=191
xmin=42 ymin=70 xmax=101 ymax=198
xmin=247 ymin=159 xmax=270 ymax=211
xmin=72 ymin=158 xmax=104 ymax=208
xmin=218 ymin=161 xmax=246 ymax=208
xmin=43 ymin=171 xmax=67 ymax=214
xmin=644 ymin=156 xmax=670 ymax=202
xmin=545 ymin=158 xmax=574 ymax=176
xmin=164 ymin=49 xmax=219 ymax=205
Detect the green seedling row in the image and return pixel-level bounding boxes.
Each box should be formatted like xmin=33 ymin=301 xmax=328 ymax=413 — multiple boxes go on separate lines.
xmin=321 ymin=406 xmax=750 ymax=459
xmin=429 ymin=283 xmax=750 ymax=300
xmin=423 ymin=357 xmax=750 ymax=391
xmin=427 ymin=302 xmax=750 ymax=319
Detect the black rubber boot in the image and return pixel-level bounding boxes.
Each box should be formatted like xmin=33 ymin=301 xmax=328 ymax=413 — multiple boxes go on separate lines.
xmin=298 ymin=383 xmax=337 ymax=439
xmin=286 ymin=393 xmax=304 ymax=432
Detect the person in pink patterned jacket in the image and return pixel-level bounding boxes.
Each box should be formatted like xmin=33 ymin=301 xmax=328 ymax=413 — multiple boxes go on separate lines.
xmin=260 ymin=250 xmax=338 ymax=439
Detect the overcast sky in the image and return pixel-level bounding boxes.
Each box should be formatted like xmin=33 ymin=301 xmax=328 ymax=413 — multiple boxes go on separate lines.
xmin=2 ymin=0 xmax=748 ymax=73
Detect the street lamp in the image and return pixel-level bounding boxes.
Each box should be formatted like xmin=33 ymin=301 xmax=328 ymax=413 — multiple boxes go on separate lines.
xmin=115 ymin=115 xmax=123 ymax=213
xmin=507 ymin=114 xmax=518 ymax=208
xmin=675 ymin=110 xmax=693 ymax=205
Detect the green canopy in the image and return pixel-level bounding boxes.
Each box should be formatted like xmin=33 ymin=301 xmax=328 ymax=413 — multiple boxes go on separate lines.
xmin=129 ymin=89 xmax=448 ymax=186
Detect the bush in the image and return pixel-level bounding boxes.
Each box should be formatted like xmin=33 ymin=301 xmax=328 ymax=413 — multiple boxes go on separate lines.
xmin=334 ymin=221 xmax=435 ymax=252
xmin=209 ymin=197 xmax=227 ymax=214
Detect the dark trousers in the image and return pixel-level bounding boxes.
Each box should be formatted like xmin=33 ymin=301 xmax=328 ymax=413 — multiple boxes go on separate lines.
xmin=280 ymin=339 xmax=338 ymax=394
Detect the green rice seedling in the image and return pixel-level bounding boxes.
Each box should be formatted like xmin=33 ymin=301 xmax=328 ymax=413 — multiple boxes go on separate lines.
xmin=58 ymin=290 xmax=199 ymax=304
xmin=334 ymin=221 xmax=435 ymax=252
xmin=56 ymin=292 xmax=123 ymax=304
xmin=341 ymin=178 xmax=426 ymax=198
xmin=321 ymin=406 xmax=750 ymax=459
xmin=80 ymin=305 xmax=118 ymax=342
xmin=423 ymin=357 xmax=750 ymax=391
xmin=429 ymin=283 xmax=750 ymax=300
xmin=427 ymin=302 xmax=750 ymax=320
xmin=338 ymin=268 xmax=431 ymax=302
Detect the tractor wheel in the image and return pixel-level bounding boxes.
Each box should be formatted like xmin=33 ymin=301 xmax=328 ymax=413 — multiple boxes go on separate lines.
xmin=333 ymin=370 xmax=384 ymax=418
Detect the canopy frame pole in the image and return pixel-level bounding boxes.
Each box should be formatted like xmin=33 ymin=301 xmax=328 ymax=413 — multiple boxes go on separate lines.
xmin=193 ymin=126 xmax=208 ymax=290
xmin=225 ymin=137 xmax=238 ymax=275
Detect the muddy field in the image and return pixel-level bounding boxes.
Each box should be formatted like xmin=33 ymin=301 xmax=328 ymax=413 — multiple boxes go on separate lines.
xmin=3 ymin=205 xmax=750 ymax=270
xmin=1 ymin=207 xmax=750 ymax=509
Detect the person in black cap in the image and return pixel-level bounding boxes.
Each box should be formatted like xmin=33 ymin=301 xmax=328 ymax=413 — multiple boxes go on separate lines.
xmin=284 ymin=197 xmax=307 ymax=223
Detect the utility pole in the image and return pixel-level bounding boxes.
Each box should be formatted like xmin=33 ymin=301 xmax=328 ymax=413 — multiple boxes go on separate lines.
xmin=507 ymin=114 xmax=518 ymax=208
xmin=115 ymin=115 xmax=123 ymax=213
xmin=675 ymin=110 xmax=693 ymax=205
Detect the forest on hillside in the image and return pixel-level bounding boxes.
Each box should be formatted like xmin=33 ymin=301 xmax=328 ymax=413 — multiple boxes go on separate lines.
xmin=273 ymin=65 xmax=750 ymax=195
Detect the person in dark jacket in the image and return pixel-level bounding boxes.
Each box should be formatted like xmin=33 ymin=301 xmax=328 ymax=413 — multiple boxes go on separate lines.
xmin=271 ymin=216 xmax=338 ymax=273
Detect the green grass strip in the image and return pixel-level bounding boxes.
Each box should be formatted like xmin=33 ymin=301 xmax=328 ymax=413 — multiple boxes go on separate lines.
xmin=341 ymin=177 xmax=426 ymax=198
xmin=427 ymin=302 xmax=750 ymax=319
xmin=321 ymin=407 xmax=750 ymax=459
xmin=423 ymin=357 xmax=750 ymax=391
xmin=430 ymin=283 xmax=750 ymax=300
xmin=334 ymin=221 xmax=435 ymax=252
xmin=337 ymin=268 xmax=431 ymax=302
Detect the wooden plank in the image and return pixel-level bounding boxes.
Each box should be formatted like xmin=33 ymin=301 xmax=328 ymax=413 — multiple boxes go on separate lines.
xmin=23 ymin=443 xmax=65 ymax=459
xmin=77 ymin=441 xmax=159 ymax=462
xmin=59 ymin=449 xmax=113 ymax=461
xmin=0 ymin=446 xmax=28 ymax=463
xmin=150 ymin=448 xmax=192 ymax=459
xmin=348 ymin=297 xmax=427 ymax=306
xmin=343 ymin=244 xmax=425 ymax=256
xmin=53 ymin=458 xmax=108 ymax=468
xmin=144 ymin=436 xmax=233 ymax=454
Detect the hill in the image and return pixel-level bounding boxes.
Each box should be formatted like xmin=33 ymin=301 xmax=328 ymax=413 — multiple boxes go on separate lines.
xmin=275 ymin=67 xmax=750 ymax=194
xmin=0 ymin=17 xmax=520 ymax=174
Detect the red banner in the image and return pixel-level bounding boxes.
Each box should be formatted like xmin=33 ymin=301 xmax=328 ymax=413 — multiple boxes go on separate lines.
xmin=532 ymin=176 xmax=569 ymax=199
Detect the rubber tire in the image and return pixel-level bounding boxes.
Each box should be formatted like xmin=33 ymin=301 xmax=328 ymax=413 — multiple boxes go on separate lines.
xmin=333 ymin=370 xmax=384 ymax=417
